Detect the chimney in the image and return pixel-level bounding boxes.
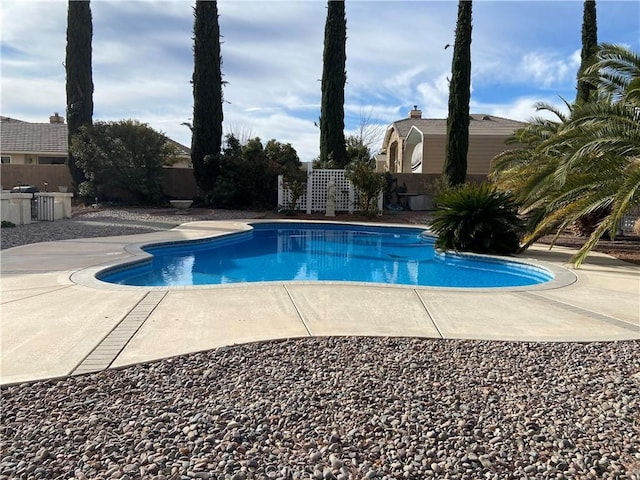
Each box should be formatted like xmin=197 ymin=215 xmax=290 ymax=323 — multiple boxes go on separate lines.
xmin=409 ymin=105 xmax=422 ymax=119
xmin=49 ymin=112 xmax=64 ymax=124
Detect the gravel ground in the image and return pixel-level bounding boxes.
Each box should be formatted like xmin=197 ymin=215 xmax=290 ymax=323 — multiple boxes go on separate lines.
xmin=1 ymin=339 xmax=639 ymax=479
xmin=0 ymin=208 xmax=264 ymax=250
xmin=1 ymin=208 xmax=639 ymax=479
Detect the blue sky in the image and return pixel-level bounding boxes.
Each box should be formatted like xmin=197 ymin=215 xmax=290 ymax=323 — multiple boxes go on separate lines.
xmin=1 ymin=0 xmax=639 ymax=162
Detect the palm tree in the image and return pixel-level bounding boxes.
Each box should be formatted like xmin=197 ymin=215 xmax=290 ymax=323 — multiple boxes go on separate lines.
xmin=490 ymin=102 xmax=571 ymax=231
xmin=583 ymin=43 xmax=640 ymax=103
xmin=525 ymin=98 xmax=640 ymax=266
xmin=493 ymin=44 xmax=640 ymax=267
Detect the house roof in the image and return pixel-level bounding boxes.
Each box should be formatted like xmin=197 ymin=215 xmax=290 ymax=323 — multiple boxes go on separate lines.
xmin=166 ymin=138 xmax=191 ymax=156
xmin=0 ymin=116 xmax=27 ymax=123
xmin=390 ymin=114 xmax=525 ymax=138
xmin=0 ymin=116 xmax=191 ymax=156
xmin=0 ymin=119 xmax=68 ymax=154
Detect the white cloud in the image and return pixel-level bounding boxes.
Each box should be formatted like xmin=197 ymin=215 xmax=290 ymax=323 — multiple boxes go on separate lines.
xmin=482 ymin=96 xmax=570 ymax=123
xmin=1 ymin=0 xmax=638 ymax=165
xmin=415 ymin=72 xmax=450 ymax=118
xmin=519 ymin=51 xmax=580 ymax=89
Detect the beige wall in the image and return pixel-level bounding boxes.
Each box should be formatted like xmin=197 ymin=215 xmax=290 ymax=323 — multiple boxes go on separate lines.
xmin=2 ymin=153 xmax=28 ymax=164
xmin=0 ymin=153 xmax=68 ymax=165
xmin=467 ymin=136 xmax=517 ymax=174
xmin=420 ymin=134 xmax=515 ymax=175
xmin=384 ymin=129 xmax=517 ymax=176
xmin=0 ymin=164 xmax=199 ymax=200
xmin=0 ymin=164 xmax=73 ymax=192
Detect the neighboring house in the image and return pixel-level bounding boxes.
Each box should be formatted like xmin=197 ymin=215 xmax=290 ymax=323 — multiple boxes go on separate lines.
xmin=0 ymin=114 xmax=68 ymax=165
xmin=380 ymin=106 xmax=525 ymax=176
xmin=164 ymin=138 xmax=192 ymax=168
xmin=0 ymin=114 xmax=192 ymax=167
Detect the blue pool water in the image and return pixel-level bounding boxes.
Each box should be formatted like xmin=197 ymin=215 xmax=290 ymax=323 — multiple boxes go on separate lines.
xmin=99 ymin=223 xmax=553 ymax=288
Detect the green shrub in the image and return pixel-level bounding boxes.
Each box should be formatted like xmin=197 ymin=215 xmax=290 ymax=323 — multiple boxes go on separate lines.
xmin=1 ymin=220 xmax=16 ymax=228
xmin=430 ymin=183 xmax=524 ymax=255
xmin=345 ymin=159 xmax=385 ymax=214
xmin=211 ymin=135 xmax=302 ymax=210
xmin=71 ymin=119 xmax=178 ymax=204
xmin=282 ymin=167 xmax=307 ymax=213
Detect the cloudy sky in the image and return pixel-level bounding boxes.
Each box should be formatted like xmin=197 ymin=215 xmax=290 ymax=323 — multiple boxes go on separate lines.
xmin=1 ymin=1 xmax=639 ymax=162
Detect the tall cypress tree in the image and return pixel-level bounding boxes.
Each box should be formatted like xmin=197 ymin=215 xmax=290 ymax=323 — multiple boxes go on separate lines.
xmin=443 ymin=0 xmax=472 ymax=187
xmin=191 ymin=0 xmax=224 ymax=199
xmin=319 ymin=0 xmax=347 ymax=168
xmin=65 ymin=0 xmax=93 ymax=189
xmin=576 ymin=0 xmax=598 ymax=105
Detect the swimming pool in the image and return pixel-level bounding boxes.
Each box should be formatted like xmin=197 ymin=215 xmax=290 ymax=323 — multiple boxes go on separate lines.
xmin=99 ymin=222 xmax=554 ymax=288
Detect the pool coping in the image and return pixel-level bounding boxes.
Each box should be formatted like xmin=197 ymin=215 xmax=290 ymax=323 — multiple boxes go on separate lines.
xmin=70 ymin=219 xmax=577 ymax=293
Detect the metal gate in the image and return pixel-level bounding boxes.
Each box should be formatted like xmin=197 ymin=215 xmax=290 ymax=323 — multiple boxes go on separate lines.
xmin=36 ymin=194 xmax=55 ymax=221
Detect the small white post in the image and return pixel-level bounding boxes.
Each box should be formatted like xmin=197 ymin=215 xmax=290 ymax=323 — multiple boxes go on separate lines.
xmin=277 ymin=175 xmax=284 ymax=210
xmin=306 ymin=163 xmax=313 ymax=214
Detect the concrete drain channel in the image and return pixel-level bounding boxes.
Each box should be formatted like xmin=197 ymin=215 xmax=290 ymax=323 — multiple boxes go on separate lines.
xmin=72 ymin=291 xmax=168 ymax=376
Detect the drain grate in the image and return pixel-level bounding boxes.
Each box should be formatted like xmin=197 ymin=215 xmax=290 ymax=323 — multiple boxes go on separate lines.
xmin=72 ymin=291 xmax=167 ymax=376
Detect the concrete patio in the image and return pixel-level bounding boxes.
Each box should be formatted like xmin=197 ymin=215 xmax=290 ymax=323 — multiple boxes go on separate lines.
xmin=1 ymin=220 xmax=638 ymax=385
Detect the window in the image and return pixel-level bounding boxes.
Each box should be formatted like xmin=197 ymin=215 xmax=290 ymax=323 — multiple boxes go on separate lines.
xmin=1 ymin=156 xmax=11 ymax=164
xmin=37 ymin=156 xmax=67 ymax=165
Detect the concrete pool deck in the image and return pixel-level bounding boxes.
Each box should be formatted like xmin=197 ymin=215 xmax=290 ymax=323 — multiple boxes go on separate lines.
xmin=1 ymin=219 xmax=638 ymax=385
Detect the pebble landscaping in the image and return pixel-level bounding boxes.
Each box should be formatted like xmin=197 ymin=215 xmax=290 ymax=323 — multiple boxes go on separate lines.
xmin=1 ymin=337 xmax=639 ymax=479
xmin=1 ymin=208 xmax=639 ymax=479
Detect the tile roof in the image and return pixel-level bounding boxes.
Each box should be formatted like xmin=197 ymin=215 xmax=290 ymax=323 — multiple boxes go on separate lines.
xmin=392 ymin=114 xmax=525 ymax=138
xmin=0 ymin=117 xmax=191 ymax=156
xmin=1 ymin=120 xmax=68 ymax=154
xmin=0 ymin=116 xmax=27 ymax=123
xmin=166 ymin=138 xmax=191 ymax=156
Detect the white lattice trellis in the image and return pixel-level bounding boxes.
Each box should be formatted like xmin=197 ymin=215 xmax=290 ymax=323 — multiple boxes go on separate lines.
xmin=278 ymin=166 xmax=382 ymax=214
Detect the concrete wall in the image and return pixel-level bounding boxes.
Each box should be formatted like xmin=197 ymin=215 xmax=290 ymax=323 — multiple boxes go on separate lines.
xmin=0 ymin=165 xmax=199 ymax=200
xmin=0 ymin=192 xmax=73 ymax=224
xmin=0 ymin=193 xmax=33 ymax=225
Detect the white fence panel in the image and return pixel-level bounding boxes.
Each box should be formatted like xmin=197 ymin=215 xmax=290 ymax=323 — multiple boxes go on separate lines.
xmin=278 ymin=167 xmax=382 ymax=214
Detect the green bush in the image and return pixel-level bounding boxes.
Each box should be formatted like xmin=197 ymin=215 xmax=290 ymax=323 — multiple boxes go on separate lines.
xmin=210 ymin=135 xmax=302 ymax=210
xmin=71 ymin=119 xmax=178 ymax=204
xmin=345 ymin=159 xmax=385 ymax=214
xmin=430 ymin=183 xmax=524 ymax=255
xmin=282 ymin=167 xmax=307 ymax=213
xmin=1 ymin=220 xmax=16 ymax=228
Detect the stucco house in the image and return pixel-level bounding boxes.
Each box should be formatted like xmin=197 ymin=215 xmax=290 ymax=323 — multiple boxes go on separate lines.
xmin=0 ymin=114 xmax=191 ymax=167
xmin=0 ymin=114 xmax=69 ymax=165
xmin=381 ymin=106 xmax=525 ymax=176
